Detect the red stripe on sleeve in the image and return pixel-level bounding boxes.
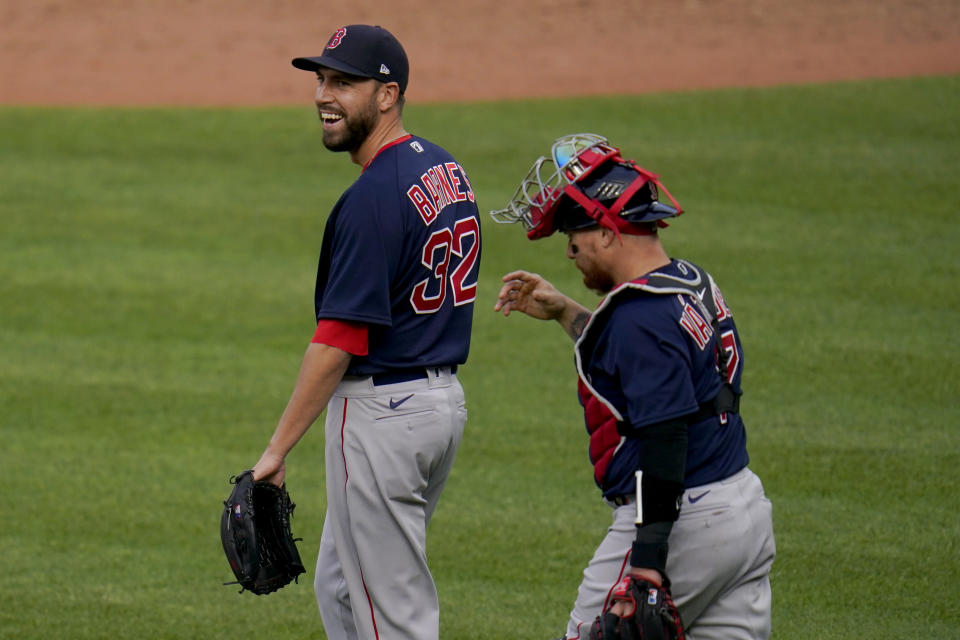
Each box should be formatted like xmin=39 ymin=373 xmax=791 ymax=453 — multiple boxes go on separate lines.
xmin=311 ymin=319 xmax=369 ymax=356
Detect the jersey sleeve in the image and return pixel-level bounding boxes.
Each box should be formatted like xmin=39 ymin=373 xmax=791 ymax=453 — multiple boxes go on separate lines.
xmin=596 ymin=300 xmax=700 ymax=428
xmin=316 ymin=183 xmax=402 ymax=327
xmin=311 ymin=318 xmax=369 ymax=355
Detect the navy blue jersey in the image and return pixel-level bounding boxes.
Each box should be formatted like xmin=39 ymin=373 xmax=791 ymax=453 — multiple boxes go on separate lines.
xmin=313 ymin=135 xmax=481 ymax=376
xmin=577 ymin=259 xmax=748 ymax=494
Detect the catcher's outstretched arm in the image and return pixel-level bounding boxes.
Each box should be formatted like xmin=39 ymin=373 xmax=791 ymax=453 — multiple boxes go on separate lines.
xmin=253 ymin=342 xmax=351 ymax=485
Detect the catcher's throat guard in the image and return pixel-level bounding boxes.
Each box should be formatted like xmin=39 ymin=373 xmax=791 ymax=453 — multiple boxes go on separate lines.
xmin=489 ymin=133 xmax=683 ymax=240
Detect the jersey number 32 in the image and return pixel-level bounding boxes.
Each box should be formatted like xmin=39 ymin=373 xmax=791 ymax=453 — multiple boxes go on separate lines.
xmin=410 ymin=216 xmax=480 ymax=314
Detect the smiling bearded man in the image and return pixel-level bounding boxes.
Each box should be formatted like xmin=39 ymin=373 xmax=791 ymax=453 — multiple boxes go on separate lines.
xmin=245 ymin=24 xmax=482 ymax=640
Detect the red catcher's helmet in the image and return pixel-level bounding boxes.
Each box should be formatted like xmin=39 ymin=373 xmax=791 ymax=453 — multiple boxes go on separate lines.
xmin=490 ymin=133 xmax=682 ymax=239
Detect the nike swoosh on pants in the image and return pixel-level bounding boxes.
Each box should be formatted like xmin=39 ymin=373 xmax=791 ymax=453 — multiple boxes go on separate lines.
xmin=389 ymin=394 xmax=415 ymax=410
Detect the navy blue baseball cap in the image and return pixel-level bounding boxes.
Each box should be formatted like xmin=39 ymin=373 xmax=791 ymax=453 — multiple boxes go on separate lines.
xmin=292 ymin=25 xmax=409 ymax=94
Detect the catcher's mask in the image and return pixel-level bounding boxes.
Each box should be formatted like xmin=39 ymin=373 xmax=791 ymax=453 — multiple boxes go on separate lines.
xmin=490 ymin=133 xmax=682 ymax=240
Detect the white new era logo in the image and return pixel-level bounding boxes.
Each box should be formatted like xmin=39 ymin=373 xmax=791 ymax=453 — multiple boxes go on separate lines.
xmin=379 ymin=63 xmax=390 ymax=75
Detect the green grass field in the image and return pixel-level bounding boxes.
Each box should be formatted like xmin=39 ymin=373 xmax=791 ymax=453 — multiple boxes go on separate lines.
xmin=2 ymin=75 xmax=958 ymax=639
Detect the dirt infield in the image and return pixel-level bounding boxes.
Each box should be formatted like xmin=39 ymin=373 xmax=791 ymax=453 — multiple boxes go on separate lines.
xmin=2 ymin=0 xmax=958 ymax=106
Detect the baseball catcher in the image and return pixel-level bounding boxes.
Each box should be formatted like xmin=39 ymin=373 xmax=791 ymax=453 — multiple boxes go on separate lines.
xmin=220 ymin=470 xmax=305 ymax=595
xmin=493 ymin=134 xmax=775 ymax=639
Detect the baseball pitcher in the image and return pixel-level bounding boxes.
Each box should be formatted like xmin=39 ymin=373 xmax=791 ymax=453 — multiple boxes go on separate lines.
xmin=249 ymin=25 xmax=481 ymax=640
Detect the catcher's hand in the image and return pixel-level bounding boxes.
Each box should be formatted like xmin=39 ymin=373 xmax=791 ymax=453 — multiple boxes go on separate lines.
xmin=495 ymin=270 xmax=568 ymax=320
xmin=588 ymin=576 xmax=685 ymax=640
xmin=220 ymin=470 xmax=305 ymax=595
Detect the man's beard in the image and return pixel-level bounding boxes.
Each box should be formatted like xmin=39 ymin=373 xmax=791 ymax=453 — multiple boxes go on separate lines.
xmin=581 ymin=267 xmax=615 ymax=294
xmin=322 ymin=96 xmax=378 ymax=153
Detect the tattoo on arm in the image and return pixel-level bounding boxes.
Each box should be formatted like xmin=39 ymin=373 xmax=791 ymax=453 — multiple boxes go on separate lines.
xmin=567 ymin=311 xmax=590 ymax=341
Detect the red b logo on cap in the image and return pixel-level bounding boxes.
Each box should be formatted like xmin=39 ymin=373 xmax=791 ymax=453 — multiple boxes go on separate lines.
xmin=327 ymin=27 xmax=346 ymax=49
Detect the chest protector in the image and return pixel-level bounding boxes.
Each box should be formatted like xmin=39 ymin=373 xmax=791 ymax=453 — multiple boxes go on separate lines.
xmin=574 ymin=259 xmax=741 ymax=488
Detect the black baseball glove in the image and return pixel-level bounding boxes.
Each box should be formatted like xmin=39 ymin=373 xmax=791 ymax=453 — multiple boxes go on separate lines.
xmin=220 ymin=470 xmax=305 ymax=595
xmin=587 ymin=576 xmax=685 ymax=640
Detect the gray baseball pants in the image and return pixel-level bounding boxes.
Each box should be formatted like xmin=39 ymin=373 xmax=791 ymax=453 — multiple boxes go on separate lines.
xmin=314 ymin=368 xmax=466 ymax=640
xmin=564 ymin=467 xmax=776 ymax=640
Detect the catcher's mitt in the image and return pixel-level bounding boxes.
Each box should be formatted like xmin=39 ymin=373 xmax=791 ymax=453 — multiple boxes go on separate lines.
xmin=588 ymin=576 xmax=685 ymax=640
xmin=220 ymin=470 xmax=305 ymax=595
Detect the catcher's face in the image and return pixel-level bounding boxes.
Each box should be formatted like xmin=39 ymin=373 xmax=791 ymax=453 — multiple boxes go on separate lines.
xmin=314 ymin=68 xmax=381 ymax=153
xmin=566 ymin=228 xmax=615 ymax=294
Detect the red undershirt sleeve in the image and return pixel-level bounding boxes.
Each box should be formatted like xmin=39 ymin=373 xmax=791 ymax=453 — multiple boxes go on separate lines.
xmin=311 ymin=319 xmax=369 ymax=356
